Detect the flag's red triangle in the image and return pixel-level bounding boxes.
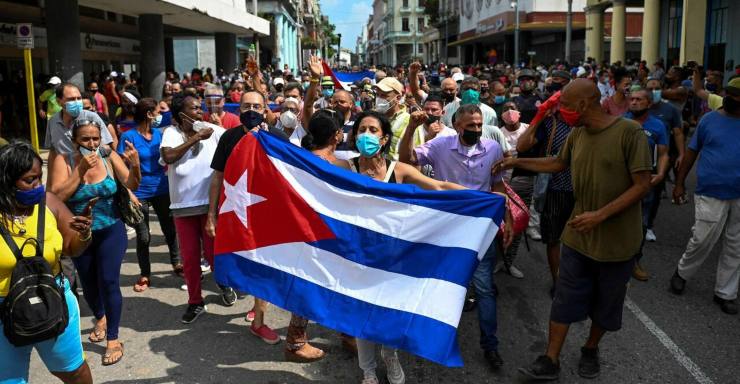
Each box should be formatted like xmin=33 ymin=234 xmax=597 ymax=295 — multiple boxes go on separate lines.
xmin=214 ymin=133 xmax=335 ymax=255
xmin=321 ymin=61 xmax=346 ymax=91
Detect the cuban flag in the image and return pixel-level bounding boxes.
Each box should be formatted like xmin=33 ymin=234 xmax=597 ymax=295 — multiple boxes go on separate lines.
xmin=321 ymin=61 xmax=375 ymax=91
xmin=214 ymin=130 xmax=505 ymax=367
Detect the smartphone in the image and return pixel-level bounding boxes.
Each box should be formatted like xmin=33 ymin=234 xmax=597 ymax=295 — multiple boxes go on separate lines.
xmin=82 ymin=197 xmax=99 ymax=217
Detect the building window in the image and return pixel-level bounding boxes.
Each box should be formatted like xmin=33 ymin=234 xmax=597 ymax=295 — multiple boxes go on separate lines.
xmin=122 ymin=15 xmax=137 ymax=25
xmin=403 ymin=0 xmax=409 ymax=8
xmin=418 ymin=44 xmax=424 ymax=53
xmin=417 ymin=17 xmax=425 ymax=32
xmin=707 ymin=0 xmax=728 ymax=70
xmin=666 ymin=0 xmax=683 ymax=66
xmin=402 ymin=18 xmax=410 ymax=32
xmin=78 ymin=5 xmax=105 ymax=19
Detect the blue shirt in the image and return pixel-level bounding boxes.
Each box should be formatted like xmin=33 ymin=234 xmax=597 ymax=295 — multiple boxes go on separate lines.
xmin=118 ymin=129 xmax=169 ymax=199
xmin=624 ymin=112 xmax=668 ymax=169
xmin=688 ymin=111 xmax=740 ymax=200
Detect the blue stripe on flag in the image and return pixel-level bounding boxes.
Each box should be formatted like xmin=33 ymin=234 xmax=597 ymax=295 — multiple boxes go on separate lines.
xmin=312 ymin=214 xmax=478 ymax=287
xmin=215 ymin=252 xmax=464 ymax=367
xmin=334 ymin=71 xmax=375 ymax=83
xmin=256 ymin=131 xmax=505 ymax=222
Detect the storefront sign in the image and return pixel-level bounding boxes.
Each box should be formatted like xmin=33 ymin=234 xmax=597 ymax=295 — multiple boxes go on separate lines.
xmin=0 ymin=24 xmax=139 ymax=55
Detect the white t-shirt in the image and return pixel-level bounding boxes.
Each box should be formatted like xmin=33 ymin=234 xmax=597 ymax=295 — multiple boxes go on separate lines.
xmin=160 ymin=125 xmax=225 ymax=210
xmin=501 ymin=123 xmax=529 ymax=157
xmin=482 ymin=124 xmax=511 ymax=154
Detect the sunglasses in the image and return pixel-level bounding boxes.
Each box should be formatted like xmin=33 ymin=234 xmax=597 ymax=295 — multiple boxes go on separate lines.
xmin=73 ymin=119 xmax=101 ymax=129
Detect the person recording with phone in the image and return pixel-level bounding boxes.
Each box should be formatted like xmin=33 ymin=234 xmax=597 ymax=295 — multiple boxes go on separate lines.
xmin=48 ymin=118 xmax=140 ymax=366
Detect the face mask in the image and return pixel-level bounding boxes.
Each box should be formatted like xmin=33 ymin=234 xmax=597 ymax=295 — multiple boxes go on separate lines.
xmin=723 ymin=96 xmax=740 ymax=115
xmin=355 ymin=133 xmax=381 ymax=157
xmin=65 ymin=100 xmax=83 ymax=118
xmin=302 ymin=82 xmax=310 ymax=90
xmin=426 ymin=115 xmax=440 ymax=125
xmin=442 ymin=92 xmax=455 ymax=103
xmin=494 ymin=95 xmax=506 ymax=104
xmin=240 ymin=110 xmax=264 ymax=129
xmin=480 ymin=86 xmax=489 ymax=94
xmin=322 ymin=89 xmax=334 ymax=98
xmin=15 ymin=185 xmax=45 ymax=206
xmin=460 ymin=129 xmax=482 ymax=146
xmin=502 ymin=109 xmax=520 ymax=125
xmin=546 ymin=83 xmax=563 ymax=93
xmin=559 ymin=106 xmax=582 ymax=126
xmin=275 ymin=85 xmax=284 ymax=92
xmin=460 ymin=89 xmax=480 ymax=105
xmin=151 ymin=114 xmax=163 ymax=128
xmin=631 ymin=108 xmax=649 ymax=118
xmin=160 ymin=110 xmax=172 ymax=127
xmin=705 ymin=82 xmax=717 ymax=93
xmin=374 ymin=97 xmax=392 ymax=113
xmin=279 ymin=110 xmax=298 ymax=129
xmin=652 ymin=90 xmax=662 ymax=103
xmin=521 ymin=81 xmax=535 ymax=92
xmin=192 ymin=120 xmax=220 ymax=132
xmin=79 ymin=144 xmax=99 ymax=157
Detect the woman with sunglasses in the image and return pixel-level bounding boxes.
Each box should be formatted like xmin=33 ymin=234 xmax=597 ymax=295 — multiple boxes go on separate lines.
xmin=49 ymin=118 xmax=141 ymax=366
xmin=120 ymin=98 xmax=182 ymax=292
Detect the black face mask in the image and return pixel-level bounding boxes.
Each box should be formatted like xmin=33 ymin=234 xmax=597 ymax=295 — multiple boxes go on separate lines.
xmin=442 ymin=93 xmax=455 ymax=103
xmin=723 ymin=96 xmax=740 ymax=115
xmin=632 ymin=108 xmax=649 ymax=118
xmin=240 ymin=110 xmax=264 ymax=129
xmin=546 ymin=82 xmax=563 ymax=93
xmin=461 ymin=129 xmax=482 ymax=146
xmin=426 ymin=115 xmax=440 ymax=125
xmin=480 ymin=86 xmax=489 ymax=94
xmin=275 ymin=85 xmax=284 ymax=92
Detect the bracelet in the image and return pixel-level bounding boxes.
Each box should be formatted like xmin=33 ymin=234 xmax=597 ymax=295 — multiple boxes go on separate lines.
xmin=310 ymin=78 xmax=320 ymax=84
xmin=79 ymin=230 xmax=92 ymax=242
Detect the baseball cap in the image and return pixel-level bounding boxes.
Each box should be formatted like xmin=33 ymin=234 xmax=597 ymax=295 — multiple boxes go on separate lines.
xmin=452 ymin=73 xmax=465 ymax=82
xmin=321 ymin=76 xmax=334 ymax=86
xmin=48 ymin=76 xmax=62 ymax=85
xmin=374 ymin=77 xmax=404 ymax=94
xmin=550 ymin=70 xmax=571 ymax=80
xmin=726 ymin=76 xmax=740 ymax=96
xmin=273 ymin=77 xmax=285 ymax=86
xmin=517 ymin=69 xmax=536 ymax=79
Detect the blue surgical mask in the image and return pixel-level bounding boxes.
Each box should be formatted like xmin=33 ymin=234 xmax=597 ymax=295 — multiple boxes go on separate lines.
xmin=355 ymin=133 xmax=381 ymax=157
xmin=461 ymin=89 xmax=480 ymax=105
xmin=160 ymin=110 xmax=172 ymax=127
xmin=494 ymin=95 xmax=506 ymax=104
xmin=15 ymin=185 xmax=45 ymax=206
xmin=652 ymin=89 xmax=662 ymax=103
xmin=65 ymin=100 xmax=83 ymax=118
xmin=322 ymin=89 xmax=334 ymax=98
xmin=152 ymin=114 xmax=163 ymax=128
xmin=79 ymin=145 xmax=99 ymax=157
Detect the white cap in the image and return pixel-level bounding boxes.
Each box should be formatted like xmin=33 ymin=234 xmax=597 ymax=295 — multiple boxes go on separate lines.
xmin=123 ymin=91 xmax=138 ymax=104
xmin=48 ymin=76 xmax=62 ymax=85
xmin=452 ymin=73 xmax=465 ymax=82
xmin=576 ymin=66 xmax=587 ymax=77
xmin=110 ymin=71 xmax=119 ymax=78
xmin=273 ymin=77 xmax=285 ymax=86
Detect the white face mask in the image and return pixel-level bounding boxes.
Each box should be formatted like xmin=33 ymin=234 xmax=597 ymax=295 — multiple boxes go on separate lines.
xmin=279 ymin=110 xmax=298 ymax=129
xmin=375 ymin=97 xmax=392 ymax=113
xmin=79 ymin=145 xmax=99 ymax=157
xmin=192 ymin=120 xmax=220 ymax=132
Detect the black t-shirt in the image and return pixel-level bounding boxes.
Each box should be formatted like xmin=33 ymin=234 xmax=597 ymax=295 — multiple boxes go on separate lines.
xmin=210 ymin=125 xmax=289 ymax=172
xmin=514 ymin=93 xmax=543 ymax=124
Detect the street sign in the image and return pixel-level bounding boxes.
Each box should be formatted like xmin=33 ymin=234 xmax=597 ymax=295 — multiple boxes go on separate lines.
xmin=527 ymin=51 xmax=536 ymax=56
xmin=16 ymin=23 xmax=34 ymax=49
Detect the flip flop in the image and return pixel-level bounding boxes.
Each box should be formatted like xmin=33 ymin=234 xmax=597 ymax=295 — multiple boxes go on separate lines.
xmin=133 ymin=276 xmax=150 ymax=292
xmin=88 ymin=325 xmax=106 ymax=343
xmin=102 ymin=342 xmax=124 ymax=366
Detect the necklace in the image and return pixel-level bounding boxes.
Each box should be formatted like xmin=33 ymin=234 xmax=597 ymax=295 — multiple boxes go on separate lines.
xmin=12 ymin=215 xmax=27 ymax=235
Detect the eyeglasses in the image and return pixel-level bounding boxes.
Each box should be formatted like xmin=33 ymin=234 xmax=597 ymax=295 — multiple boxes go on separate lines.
xmin=240 ymin=103 xmax=263 ymax=112
xmin=73 ymin=119 xmax=101 ymax=129
xmin=205 ymin=95 xmax=224 ymax=101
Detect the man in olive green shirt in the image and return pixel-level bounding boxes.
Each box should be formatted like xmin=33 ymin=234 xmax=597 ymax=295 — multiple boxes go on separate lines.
xmin=496 ymin=79 xmax=652 ymax=381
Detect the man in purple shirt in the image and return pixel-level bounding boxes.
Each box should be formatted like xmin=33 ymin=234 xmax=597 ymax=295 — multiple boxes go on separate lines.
xmin=399 ymin=103 xmax=507 ymax=371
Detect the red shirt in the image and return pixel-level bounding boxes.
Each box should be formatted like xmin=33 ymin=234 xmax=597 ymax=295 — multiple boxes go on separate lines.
xmin=203 ymin=111 xmax=241 ymax=129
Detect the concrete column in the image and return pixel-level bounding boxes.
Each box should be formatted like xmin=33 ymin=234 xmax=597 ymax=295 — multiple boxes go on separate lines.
xmin=585 ymin=5 xmax=604 ymax=63
xmin=164 ymin=37 xmax=175 ymax=71
xmin=680 ymin=0 xmax=707 ymax=65
xmin=275 ymin=13 xmax=283 ymax=65
xmin=610 ymin=0 xmax=626 ymax=64
xmin=215 ymin=33 xmax=237 ymax=73
xmin=641 ymin=0 xmax=660 ymax=65
xmin=45 ymin=0 xmax=83 ymax=88
xmin=391 ymin=43 xmax=398 ymax=66
xmin=139 ymin=14 xmax=165 ymax=99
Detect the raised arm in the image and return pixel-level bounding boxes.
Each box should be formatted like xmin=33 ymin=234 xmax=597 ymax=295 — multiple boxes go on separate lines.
xmin=408 ymin=62 xmax=425 ymax=105
xmin=302 ymin=56 xmax=323 ymax=128
xmin=113 ymin=141 xmax=141 ymax=190
xmin=48 ymin=152 xmax=85 ymax=201
xmin=691 ymin=68 xmax=709 ymax=101
xmin=398 ymin=110 xmax=426 ymax=166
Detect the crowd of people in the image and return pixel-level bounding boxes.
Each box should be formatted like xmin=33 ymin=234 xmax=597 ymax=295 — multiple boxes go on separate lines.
xmin=0 ymin=53 xmax=739 ymax=384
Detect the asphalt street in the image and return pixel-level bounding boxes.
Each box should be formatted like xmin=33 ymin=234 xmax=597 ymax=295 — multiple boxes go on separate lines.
xmin=29 ymin=170 xmax=740 ymax=384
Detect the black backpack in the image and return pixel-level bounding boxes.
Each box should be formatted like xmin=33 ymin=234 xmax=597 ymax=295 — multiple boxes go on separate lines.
xmin=0 ymin=197 xmax=69 ymax=347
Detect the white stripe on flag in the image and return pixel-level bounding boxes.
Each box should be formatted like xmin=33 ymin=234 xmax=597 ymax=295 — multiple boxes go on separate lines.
xmin=268 ymin=155 xmax=499 ymax=254
xmin=234 ymin=242 xmax=467 ymax=327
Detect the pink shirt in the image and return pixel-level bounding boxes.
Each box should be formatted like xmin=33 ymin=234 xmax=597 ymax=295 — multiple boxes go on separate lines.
xmin=414 ymin=135 xmax=504 ymax=191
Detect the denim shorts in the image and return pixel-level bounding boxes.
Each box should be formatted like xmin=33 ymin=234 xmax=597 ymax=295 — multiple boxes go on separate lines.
xmin=0 ymin=278 xmax=85 ymax=383
xmin=550 ymin=246 xmax=635 ymax=331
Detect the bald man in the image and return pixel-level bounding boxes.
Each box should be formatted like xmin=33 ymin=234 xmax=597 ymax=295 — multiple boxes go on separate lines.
xmin=497 ymin=79 xmax=652 ymax=380
xmin=440 ymin=77 xmax=458 ymax=105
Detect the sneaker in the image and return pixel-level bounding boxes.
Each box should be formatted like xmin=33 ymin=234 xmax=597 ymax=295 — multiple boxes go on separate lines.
xmin=200 ymin=258 xmax=211 ymax=273
xmin=645 ymin=229 xmax=657 ymax=242
xmin=250 ymin=324 xmax=280 ymax=344
xmin=578 ymin=347 xmax=600 ymax=379
xmin=244 ymin=310 xmax=256 ymax=323
xmin=494 ymin=261 xmax=505 ymax=274
xmin=381 ymin=348 xmax=405 ymax=384
xmin=484 ymin=350 xmax=503 ymax=370
xmin=518 ymin=355 xmax=560 ymax=381
xmin=361 ymin=376 xmax=379 ymax=384
xmin=284 ymin=342 xmax=326 ymax=363
xmin=507 ymin=264 xmax=524 ymax=279
xmin=526 ymin=227 xmax=542 ymax=241
xmin=180 ymin=283 xmax=188 ymax=291
xmin=181 ymin=303 xmax=207 ymax=324
xmin=221 ymin=287 xmax=237 ymax=307
xmin=670 ymin=269 xmax=686 ymax=295
xmin=713 ymin=295 xmax=739 ymax=315
xmin=632 ymin=262 xmax=649 ymax=281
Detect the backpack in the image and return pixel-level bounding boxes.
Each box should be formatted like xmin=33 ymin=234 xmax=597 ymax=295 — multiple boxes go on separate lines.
xmin=0 ymin=197 xmax=69 ymax=347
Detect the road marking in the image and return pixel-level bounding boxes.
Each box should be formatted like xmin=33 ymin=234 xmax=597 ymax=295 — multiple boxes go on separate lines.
xmin=625 ymin=297 xmax=715 ymax=384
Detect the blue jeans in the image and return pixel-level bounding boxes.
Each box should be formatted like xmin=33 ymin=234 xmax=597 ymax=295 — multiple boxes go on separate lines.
xmin=471 ymin=239 xmax=499 ymax=352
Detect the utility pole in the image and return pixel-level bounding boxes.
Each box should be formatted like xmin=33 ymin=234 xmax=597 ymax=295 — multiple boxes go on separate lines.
xmin=337 ymin=33 xmax=342 ymax=66
xmin=565 ymin=0 xmax=573 ymax=64
xmin=512 ymin=0 xmax=519 ymax=67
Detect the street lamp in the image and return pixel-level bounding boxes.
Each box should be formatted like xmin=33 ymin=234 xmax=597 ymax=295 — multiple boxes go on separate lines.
xmin=337 ymin=33 xmax=342 ymax=66
xmin=511 ymin=0 xmax=519 ymax=67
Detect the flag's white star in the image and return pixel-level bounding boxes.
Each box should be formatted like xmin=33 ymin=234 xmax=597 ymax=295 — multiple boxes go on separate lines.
xmin=219 ymin=170 xmax=266 ymax=229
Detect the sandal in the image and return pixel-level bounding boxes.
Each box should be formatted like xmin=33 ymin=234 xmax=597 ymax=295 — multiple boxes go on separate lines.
xmin=102 ymin=342 xmax=124 ymax=366
xmin=133 ymin=276 xmax=150 ymax=292
xmin=88 ymin=325 xmax=106 ymax=343
xmin=172 ymin=263 xmax=185 ymax=278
